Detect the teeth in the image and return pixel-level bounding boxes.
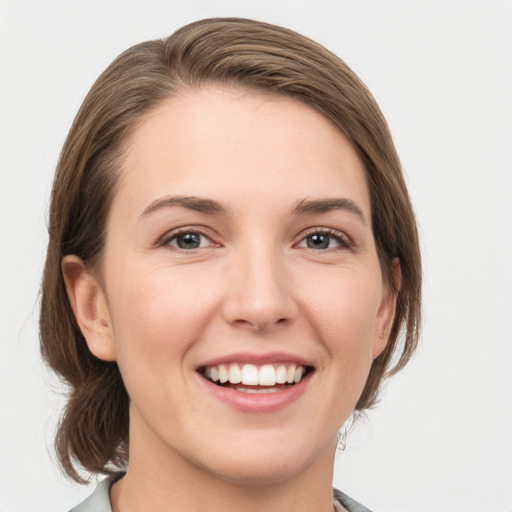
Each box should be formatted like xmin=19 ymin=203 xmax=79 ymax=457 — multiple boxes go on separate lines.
xmin=218 ymin=364 xmax=228 ymax=384
xmin=203 ymin=363 xmax=308 ymax=386
xmin=286 ymin=365 xmax=296 ymax=384
xmin=235 ymin=386 xmax=281 ymax=393
xmin=276 ymin=365 xmax=287 ymax=384
xmin=258 ymin=364 xmax=276 ymax=386
xmin=228 ymin=364 xmax=241 ymax=384
xmin=241 ymin=364 xmax=259 ymax=385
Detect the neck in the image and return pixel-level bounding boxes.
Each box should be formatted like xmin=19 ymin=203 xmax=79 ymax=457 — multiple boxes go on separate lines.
xmin=111 ymin=412 xmax=338 ymax=512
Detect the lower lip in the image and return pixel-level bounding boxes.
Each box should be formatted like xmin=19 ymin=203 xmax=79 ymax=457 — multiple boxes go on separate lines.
xmin=199 ymin=373 xmax=312 ymax=413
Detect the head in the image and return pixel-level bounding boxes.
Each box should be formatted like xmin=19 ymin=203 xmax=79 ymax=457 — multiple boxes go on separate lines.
xmin=40 ymin=17 xmax=421 ymax=482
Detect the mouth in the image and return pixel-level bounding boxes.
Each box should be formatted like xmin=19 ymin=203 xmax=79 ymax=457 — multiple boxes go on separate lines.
xmin=198 ymin=362 xmax=314 ymax=394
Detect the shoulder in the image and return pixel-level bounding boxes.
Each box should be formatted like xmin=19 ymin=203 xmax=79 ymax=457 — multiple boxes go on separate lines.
xmin=334 ymin=488 xmax=374 ymax=512
xmin=68 ymin=475 xmax=121 ymax=512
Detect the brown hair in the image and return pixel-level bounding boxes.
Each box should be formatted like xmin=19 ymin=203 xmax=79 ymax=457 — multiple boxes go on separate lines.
xmin=40 ymin=17 xmax=421 ymax=482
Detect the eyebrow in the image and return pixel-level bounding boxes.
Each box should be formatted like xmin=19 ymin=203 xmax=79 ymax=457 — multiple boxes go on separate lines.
xmin=292 ymin=198 xmax=367 ymax=224
xmin=139 ymin=195 xmax=227 ymax=219
xmin=139 ymin=195 xmax=366 ymax=224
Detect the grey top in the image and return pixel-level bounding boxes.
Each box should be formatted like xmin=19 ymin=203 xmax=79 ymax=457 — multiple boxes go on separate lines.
xmin=69 ymin=478 xmax=113 ymax=512
xmin=69 ymin=476 xmax=373 ymax=512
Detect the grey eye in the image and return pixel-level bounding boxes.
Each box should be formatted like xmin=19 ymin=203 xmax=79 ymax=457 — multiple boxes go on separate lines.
xmin=169 ymin=232 xmax=209 ymax=250
xmin=299 ymin=232 xmax=342 ymax=250
xmin=306 ymin=233 xmax=331 ymax=249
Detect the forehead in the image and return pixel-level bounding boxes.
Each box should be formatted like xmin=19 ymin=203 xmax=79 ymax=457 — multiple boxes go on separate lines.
xmin=116 ymin=86 xmax=370 ymax=217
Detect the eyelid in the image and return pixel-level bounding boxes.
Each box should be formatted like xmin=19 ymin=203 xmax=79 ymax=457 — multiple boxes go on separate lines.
xmin=295 ymin=227 xmax=353 ymax=250
xmin=157 ymin=225 xmax=353 ymax=252
xmin=158 ymin=225 xmax=221 ymax=250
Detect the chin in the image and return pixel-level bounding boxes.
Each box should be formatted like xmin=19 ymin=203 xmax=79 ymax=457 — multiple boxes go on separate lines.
xmin=206 ymin=456 xmax=312 ymax=487
xmin=188 ymin=433 xmax=335 ymax=487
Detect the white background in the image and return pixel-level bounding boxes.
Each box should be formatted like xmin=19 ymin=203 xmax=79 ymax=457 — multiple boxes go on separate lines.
xmin=1 ymin=1 xmax=511 ymax=511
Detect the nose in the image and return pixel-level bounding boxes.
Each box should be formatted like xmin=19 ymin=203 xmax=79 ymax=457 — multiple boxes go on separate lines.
xmin=221 ymin=246 xmax=297 ymax=332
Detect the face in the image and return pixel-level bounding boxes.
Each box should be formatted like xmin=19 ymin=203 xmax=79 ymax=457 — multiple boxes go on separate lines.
xmin=68 ymin=87 xmax=396 ymax=485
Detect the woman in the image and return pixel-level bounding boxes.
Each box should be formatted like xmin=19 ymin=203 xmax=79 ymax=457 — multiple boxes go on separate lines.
xmin=40 ymin=17 xmax=421 ymax=512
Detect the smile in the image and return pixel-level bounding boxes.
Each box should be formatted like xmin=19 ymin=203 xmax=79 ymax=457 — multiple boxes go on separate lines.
xmin=200 ymin=363 xmax=312 ymax=393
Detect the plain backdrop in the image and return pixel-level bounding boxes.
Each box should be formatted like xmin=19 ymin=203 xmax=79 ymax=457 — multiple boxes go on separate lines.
xmin=1 ymin=1 xmax=511 ymax=511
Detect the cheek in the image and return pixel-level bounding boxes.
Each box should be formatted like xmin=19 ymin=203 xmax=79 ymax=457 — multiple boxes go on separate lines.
xmin=105 ymin=264 xmax=224 ymax=418
xmin=300 ymin=267 xmax=383 ymax=358
xmin=107 ymin=263 xmax=221 ymax=367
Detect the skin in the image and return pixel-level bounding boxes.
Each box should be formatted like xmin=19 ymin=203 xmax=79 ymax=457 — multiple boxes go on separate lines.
xmin=63 ymin=87 xmax=398 ymax=512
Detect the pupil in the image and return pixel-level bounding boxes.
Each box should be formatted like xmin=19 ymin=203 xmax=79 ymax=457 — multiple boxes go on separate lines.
xmin=307 ymin=234 xmax=329 ymax=249
xmin=177 ymin=233 xmax=200 ymax=249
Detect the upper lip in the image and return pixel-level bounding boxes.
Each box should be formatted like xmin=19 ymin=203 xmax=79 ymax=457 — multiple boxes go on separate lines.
xmin=197 ymin=352 xmax=314 ymax=369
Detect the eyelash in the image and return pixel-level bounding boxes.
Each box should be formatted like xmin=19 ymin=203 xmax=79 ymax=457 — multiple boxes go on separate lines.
xmin=159 ymin=227 xmax=352 ymax=252
xmin=160 ymin=227 xmax=218 ymax=252
xmin=296 ymin=228 xmax=352 ymax=251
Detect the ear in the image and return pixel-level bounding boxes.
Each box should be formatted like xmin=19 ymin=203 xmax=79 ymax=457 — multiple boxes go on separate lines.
xmin=372 ymin=258 xmax=401 ymax=359
xmin=62 ymin=255 xmax=117 ymax=361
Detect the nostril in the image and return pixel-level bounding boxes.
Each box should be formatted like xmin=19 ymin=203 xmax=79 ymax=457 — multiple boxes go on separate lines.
xmin=231 ymin=316 xmax=288 ymax=331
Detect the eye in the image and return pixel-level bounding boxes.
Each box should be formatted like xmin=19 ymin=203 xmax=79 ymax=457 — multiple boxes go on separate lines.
xmin=165 ymin=230 xmax=213 ymax=251
xmin=297 ymin=230 xmax=350 ymax=250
